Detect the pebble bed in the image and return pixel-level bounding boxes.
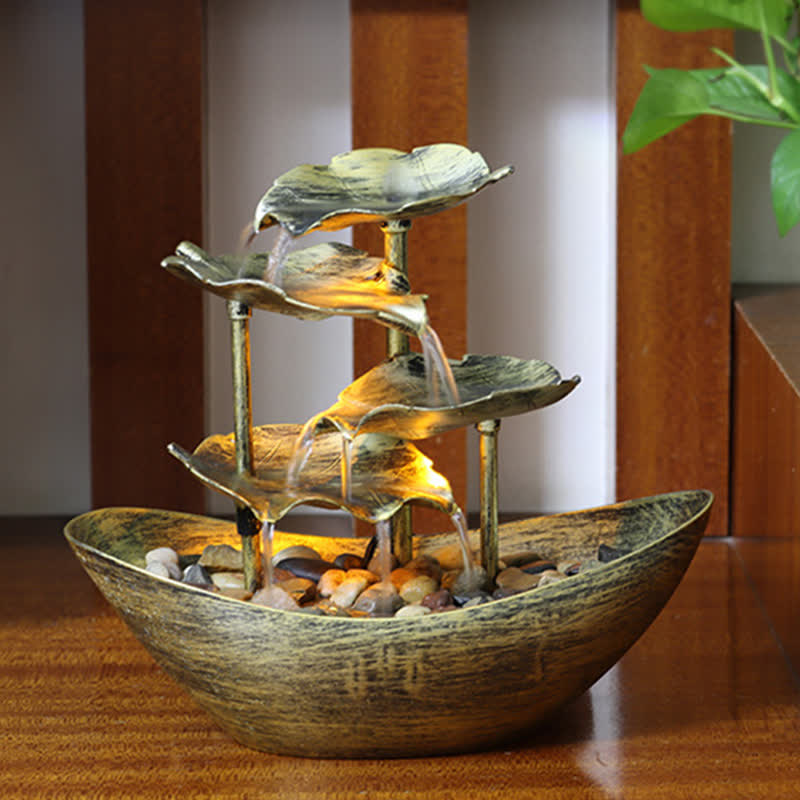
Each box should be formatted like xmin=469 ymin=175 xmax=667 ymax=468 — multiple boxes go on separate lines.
xmin=144 ymin=541 xmax=629 ymax=618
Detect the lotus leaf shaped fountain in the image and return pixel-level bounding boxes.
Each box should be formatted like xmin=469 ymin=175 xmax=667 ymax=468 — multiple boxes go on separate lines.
xmin=65 ymin=143 xmax=713 ymax=757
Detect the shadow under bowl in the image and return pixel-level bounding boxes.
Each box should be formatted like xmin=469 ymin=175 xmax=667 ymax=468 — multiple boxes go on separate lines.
xmin=64 ymin=489 xmax=712 ymax=758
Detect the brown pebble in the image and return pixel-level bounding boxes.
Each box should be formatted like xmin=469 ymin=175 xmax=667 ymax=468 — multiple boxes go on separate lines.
xmin=495 ymin=567 xmax=540 ymax=592
xmin=421 ymin=588 xmax=453 ymax=610
xmin=344 ymin=568 xmax=379 ymax=585
xmin=405 ymin=555 xmax=443 ymax=581
xmin=501 ymin=550 xmax=544 ymax=568
xmin=317 ymin=569 xmax=346 ymax=597
xmin=217 ymin=587 xmax=253 ymax=602
xmin=537 ymin=570 xmax=568 ymax=588
xmin=389 ymin=567 xmax=417 ymax=591
xmin=428 ymin=543 xmax=472 ymax=571
xmin=276 ymin=577 xmax=317 ymax=605
xmin=333 ymin=553 xmax=363 ymax=571
xmin=431 ymin=604 xmax=458 ymax=614
xmin=272 ymin=545 xmax=322 ymax=565
xmin=519 ymin=560 xmax=557 ymax=575
xmin=440 ymin=570 xmax=459 ymax=591
xmin=279 ymin=557 xmax=337 ymax=582
xmin=198 ymin=544 xmax=243 ymax=572
xmin=251 ymin=585 xmax=299 ymax=610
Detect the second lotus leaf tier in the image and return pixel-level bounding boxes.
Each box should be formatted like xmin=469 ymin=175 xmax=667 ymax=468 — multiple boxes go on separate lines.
xmin=169 ymin=355 xmax=578 ymax=525
xmin=162 ymin=241 xmax=428 ymax=338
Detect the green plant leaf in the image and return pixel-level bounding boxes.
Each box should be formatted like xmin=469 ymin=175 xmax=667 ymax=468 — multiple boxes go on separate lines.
xmin=698 ymin=65 xmax=800 ymax=122
xmin=641 ymin=0 xmax=792 ymax=36
xmin=623 ymin=68 xmax=710 ymax=153
xmin=771 ymin=129 xmax=800 ymax=234
xmin=623 ymin=65 xmax=800 ymax=154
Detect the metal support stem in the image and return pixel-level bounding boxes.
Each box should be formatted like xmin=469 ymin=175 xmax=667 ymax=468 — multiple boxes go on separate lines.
xmin=382 ymin=219 xmax=413 ymax=563
xmin=228 ymin=300 xmax=262 ymax=592
xmin=477 ymin=419 xmax=501 ymax=582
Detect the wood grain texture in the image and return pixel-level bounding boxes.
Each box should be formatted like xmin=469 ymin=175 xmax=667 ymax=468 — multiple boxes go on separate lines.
xmin=3 ymin=517 xmax=800 ymax=796
xmin=85 ymin=0 xmax=205 ymax=513
xmin=732 ymin=289 xmax=800 ymax=536
xmin=351 ymin=0 xmax=468 ymax=534
xmin=616 ymin=3 xmax=732 ymax=535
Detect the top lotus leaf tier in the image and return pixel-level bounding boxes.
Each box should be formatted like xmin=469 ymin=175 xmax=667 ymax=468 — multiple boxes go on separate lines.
xmin=302 ymin=354 xmax=580 ymax=442
xmin=162 ymin=241 xmax=427 ymax=337
xmin=253 ymin=144 xmax=513 ymax=236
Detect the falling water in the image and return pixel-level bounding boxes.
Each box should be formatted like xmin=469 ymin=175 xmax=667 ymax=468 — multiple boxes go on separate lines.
xmin=366 ymin=519 xmax=397 ymax=616
xmin=287 ymin=414 xmax=324 ymax=487
xmin=419 ymin=324 xmax=460 ymax=407
xmin=340 ymin=435 xmax=354 ymax=503
xmin=375 ymin=519 xmax=393 ymax=584
xmin=265 ymin=227 xmax=294 ymax=286
xmin=451 ymin=507 xmax=476 ymax=579
xmin=261 ymin=519 xmax=276 ymax=587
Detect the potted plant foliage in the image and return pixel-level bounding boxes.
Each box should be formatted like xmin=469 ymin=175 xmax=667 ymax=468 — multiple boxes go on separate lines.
xmin=623 ymin=0 xmax=800 ymax=236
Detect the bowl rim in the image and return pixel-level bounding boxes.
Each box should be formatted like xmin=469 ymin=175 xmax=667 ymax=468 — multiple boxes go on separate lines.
xmin=64 ymin=488 xmax=714 ymax=626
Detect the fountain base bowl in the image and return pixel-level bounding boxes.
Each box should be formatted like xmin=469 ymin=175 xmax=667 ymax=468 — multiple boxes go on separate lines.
xmin=64 ymin=490 xmax=712 ymax=758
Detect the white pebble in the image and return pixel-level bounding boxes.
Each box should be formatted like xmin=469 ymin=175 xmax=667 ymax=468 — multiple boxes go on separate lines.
xmin=145 ymin=561 xmax=171 ymax=579
xmin=145 ymin=547 xmax=179 ymax=567
xmin=394 ymin=604 xmax=432 ymax=618
xmin=330 ymin=576 xmax=369 ymax=608
xmin=211 ymin=571 xmax=245 ymax=590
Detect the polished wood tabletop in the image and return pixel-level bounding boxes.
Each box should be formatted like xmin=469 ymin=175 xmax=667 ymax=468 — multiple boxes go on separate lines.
xmin=2 ymin=518 xmax=799 ymax=799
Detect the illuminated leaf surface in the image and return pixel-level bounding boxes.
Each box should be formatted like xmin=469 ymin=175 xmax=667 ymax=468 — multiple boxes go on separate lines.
xmin=253 ymin=144 xmax=513 ymax=236
xmin=162 ymin=241 xmax=428 ymax=336
xmin=303 ymin=353 xmax=580 ymax=441
xmin=169 ymin=425 xmax=455 ymax=524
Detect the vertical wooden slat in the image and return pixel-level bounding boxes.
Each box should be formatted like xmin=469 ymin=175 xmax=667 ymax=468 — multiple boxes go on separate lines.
xmin=732 ymin=290 xmax=800 ymax=537
xmin=616 ymin=3 xmax=732 ymax=535
xmin=85 ymin=1 xmax=205 ymax=512
xmin=351 ymin=0 xmax=468 ymax=534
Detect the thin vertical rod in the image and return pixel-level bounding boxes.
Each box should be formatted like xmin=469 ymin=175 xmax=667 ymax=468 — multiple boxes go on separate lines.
xmin=477 ymin=418 xmax=500 ymax=582
xmin=382 ymin=219 xmax=413 ymax=563
xmin=228 ymin=300 xmax=262 ymax=592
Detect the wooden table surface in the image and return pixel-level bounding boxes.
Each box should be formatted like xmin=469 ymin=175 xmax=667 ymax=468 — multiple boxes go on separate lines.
xmin=3 ymin=518 xmax=799 ymax=799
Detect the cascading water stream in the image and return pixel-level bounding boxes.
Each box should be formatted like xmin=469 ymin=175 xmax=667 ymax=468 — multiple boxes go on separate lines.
xmin=420 ymin=324 xmax=460 ymax=407
xmin=451 ymin=507 xmax=477 ymax=583
xmin=261 ymin=519 xmax=275 ymax=587
xmin=370 ymin=519 xmax=396 ymax=616
xmin=340 ymin=435 xmax=354 ymax=502
xmin=287 ymin=413 xmax=325 ymax=487
xmin=265 ymin=227 xmax=294 ymax=286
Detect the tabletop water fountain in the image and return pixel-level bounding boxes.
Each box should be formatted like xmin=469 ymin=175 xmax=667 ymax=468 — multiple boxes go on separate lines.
xmin=65 ymin=144 xmax=713 ymax=757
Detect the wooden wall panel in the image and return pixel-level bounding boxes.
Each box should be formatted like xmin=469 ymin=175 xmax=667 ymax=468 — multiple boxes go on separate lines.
xmin=616 ymin=3 xmax=732 ymax=535
xmin=732 ymin=290 xmax=800 ymax=537
xmin=85 ymin=1 xmax=205 ymax=512
xmin=351 ymin=0 xmax=468 ymax=533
